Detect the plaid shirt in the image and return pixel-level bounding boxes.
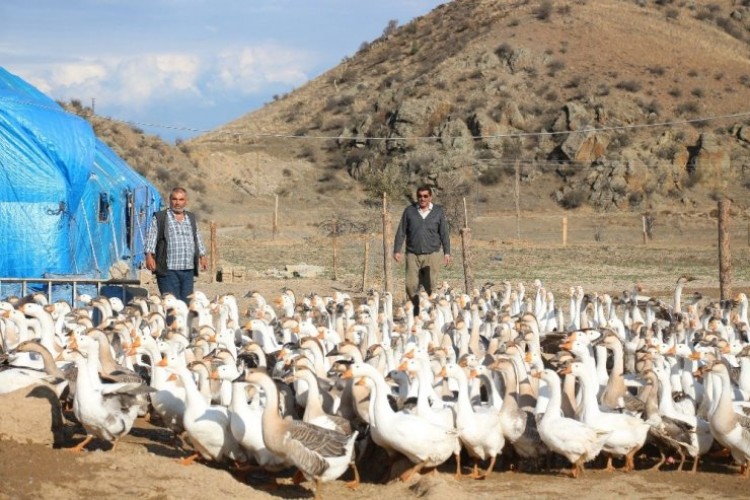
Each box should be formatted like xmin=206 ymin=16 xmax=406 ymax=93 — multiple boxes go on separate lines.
xmin=145 ymin=209 xmax=206 ymax=270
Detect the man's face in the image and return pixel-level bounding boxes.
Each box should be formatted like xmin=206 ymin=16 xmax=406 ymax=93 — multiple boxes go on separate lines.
xmin=417 ymin=190 xmax=431 ymax=210
xmin=170 ymin=191 xmax=187 ymax=213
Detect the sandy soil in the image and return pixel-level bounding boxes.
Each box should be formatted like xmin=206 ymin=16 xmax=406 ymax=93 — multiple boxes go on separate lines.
xmin=2 ymin=277 xmax=750 ymax=500
xmin=1 ymin=412 xmax=749 ymax=500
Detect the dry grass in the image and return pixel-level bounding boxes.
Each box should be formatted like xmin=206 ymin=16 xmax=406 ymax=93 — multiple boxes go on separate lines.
xmin=211 ymin=209 xmax=750 ymax=305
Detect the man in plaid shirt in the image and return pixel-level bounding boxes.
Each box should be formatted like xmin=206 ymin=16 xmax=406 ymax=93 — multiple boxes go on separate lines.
xmin=145 ymin=187 xmax=207 ymax=304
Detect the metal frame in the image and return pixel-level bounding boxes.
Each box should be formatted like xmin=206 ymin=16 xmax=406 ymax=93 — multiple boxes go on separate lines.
xmin=0 ymin=277 xmax=140 ymax=304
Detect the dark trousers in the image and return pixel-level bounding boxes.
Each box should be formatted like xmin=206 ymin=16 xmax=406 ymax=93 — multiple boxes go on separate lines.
xmin=156 ymin=269 xmax=195 ymax=304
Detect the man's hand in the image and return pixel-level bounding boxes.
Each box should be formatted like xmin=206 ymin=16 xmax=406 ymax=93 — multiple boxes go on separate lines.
xmin=444 ymin=254 xmax=451 ymax=266
xmin=393 ymin=252 xmax=402 ymax=263
xmin=199 ymin=255 xmax=208 ymax=271
xmin=145 ymin=254 xmax=156 ymax=272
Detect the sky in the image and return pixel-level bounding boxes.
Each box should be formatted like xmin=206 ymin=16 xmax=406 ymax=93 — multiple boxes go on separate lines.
xmin=1 ymin=0 xmax=447 ymax=142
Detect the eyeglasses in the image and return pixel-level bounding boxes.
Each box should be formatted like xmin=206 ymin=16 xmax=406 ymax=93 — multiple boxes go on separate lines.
xmin=418 ymin=194 xmax=431 ymax=199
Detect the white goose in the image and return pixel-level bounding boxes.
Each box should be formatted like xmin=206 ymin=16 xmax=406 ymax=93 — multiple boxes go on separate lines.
xmin=704 ymin=361 xmax=750 ymax=476
xmin=65 ymin=333 xmax=153 ymax=452
xmin=562 ymin=361 xmax=649 ymax=471
xmin=342 ymin=361 xmax=459 ymax=482
xmin=167 ymin=363 xmax=246 ymax=465
xmin=533 ymin=368 xmax=610 ymax=478
xmin=440 ymin=362 xmax=504 ymax=479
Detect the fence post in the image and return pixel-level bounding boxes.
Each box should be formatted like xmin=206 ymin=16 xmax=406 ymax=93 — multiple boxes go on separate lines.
xmin=642 ymin=216 xmax=648 ymax=245
xmin=562 ymin=216 xmax=568 ymax=246
xmin=210 ymin=221 xmax=217 ymax=283
xmin=332 ymin=217 xmax=338 ymax=281
xmin=272 ymin=194 xmax=279 ymax=240
xmin=361 ymin=236 xmax=370 ymax=292
xmin=382 ymin=193 xmax=393 ymax=295
xmin=718 ymin=199 xmax=732 ymax=301
xmin=461 ymin=197 xmax=474 ymax=294
xmin=514 ymin=159 xmax=521 ymax=240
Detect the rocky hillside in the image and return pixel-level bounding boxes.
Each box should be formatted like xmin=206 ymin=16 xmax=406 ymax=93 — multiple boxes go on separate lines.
xmin=76 ymin=0 xmax=750 ymax=225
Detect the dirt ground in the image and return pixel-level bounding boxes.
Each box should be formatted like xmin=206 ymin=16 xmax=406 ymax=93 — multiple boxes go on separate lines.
xmin=3 ymin=248 xmax=750 ymax=500
xmin=1 ymin=407 xmax=749 ymax=500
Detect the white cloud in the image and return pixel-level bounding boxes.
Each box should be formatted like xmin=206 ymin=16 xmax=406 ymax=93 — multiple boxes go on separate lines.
xmin=15 ymin=43 xmax=313 ymax=114
xmin=210 ymin=43 xmax=312 ymax=93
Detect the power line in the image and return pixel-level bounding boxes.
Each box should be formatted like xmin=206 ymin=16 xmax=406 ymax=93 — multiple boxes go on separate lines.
xmin=108 ymin=110 xmax=750 ymax=141
xmin=7 ymin=94 xmax=750 ymax=142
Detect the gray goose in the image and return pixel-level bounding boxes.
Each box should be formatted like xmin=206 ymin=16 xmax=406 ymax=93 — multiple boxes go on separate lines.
xmin=245 ymin=370 xmax=358 ymax=498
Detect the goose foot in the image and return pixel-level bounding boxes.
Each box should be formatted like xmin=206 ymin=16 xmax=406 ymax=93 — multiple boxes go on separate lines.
xmin=649 ymin=451 xmax=665 ymax=471
xmin=604 ymin=455 xmax=616 ymax=472
xmin=292 ymin=469 xmax=305 ymax=485
xmin=345 ymin=462 xmax=360 ymax=490
xmin=400 ymin=462 xmax=425 ymax=483
xmin=68 ymin=435 xmax=94 ymax=453
xmin=178 ymin=452 xmax=201 ymax=466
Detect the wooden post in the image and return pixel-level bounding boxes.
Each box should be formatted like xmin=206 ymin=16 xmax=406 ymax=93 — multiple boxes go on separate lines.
xmin=747 ymin=222 xmax=749 ymax=247
xmin=461 ymin=196 xmax=474 ymax=294
xmin=272 ymin=194 xmax=279 ymax=240
xmin=361 ymin=236 xmax=370 ymax=292
xmin=562 ymin=216 xmax=568 ymax=246
xmin=642 ymin=215 xmax=648 ymax=245
xmin=718 ymin=199 xmax=732 ymax=300
xmin=209 ymin=221 xmax=217 ymax=283
xmin=382 ymin=192 xmax=393 ymax=295
xmin=332 ymin=217 xmax=338 ymax=281
xmin=514 ymin=159 xmax=521 ymax=240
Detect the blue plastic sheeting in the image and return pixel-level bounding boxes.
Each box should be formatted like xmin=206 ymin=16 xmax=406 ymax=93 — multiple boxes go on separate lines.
xmin=0 ymin=67 xmax=162 ymax=279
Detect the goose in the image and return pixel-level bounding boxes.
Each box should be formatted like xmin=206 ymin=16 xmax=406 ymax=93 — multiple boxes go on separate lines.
xmin=10 ymin=339 xmax=74 ymax=399
xmin=440 ymin=362 xmax=504 ymax=479
xmin=64 ymin=333 xmax=153 ymax=452
xmin=650 ymin=361 xmax=713 ymax=471
xmin=704 ymin=361 xmax=750 ymax=476
xmin=167 ymin=362 xmax=246 ymax=465
xmin=342 ymin=361 xmax=459 ymax=482
xmin=245 ymin=370 xmax=359 ymax=498
xmin=562 ymin=361 xmax=649 ymax=471
xmin=147 ymin=352 xmax=187 ymax=438
xmin=226 ymin=376 xmax=289 ymax=476
xmin=533 ymin=368 xmax=610 ymax=478
xmin=489 ymin=355 xmax=548 ymax=467
xmin=639 ymin=369 xmax=696 ymax=471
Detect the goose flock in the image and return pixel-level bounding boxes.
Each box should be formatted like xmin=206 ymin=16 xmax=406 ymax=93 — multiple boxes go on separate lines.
xmin=2 ymin=276 xmax=750 ymax=498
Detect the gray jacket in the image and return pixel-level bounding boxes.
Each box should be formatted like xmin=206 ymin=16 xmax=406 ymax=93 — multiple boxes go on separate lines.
xmin=393 ymin=204 xmax=450 ymax=256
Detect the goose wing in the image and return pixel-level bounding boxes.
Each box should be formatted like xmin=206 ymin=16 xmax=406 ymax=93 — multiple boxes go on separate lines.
xmin=286 ymin=419 xmax=350 ymax=458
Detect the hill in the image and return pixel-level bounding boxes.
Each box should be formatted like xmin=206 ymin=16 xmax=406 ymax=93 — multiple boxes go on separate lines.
xmin=70 ymin=0 xmax=750 ymax=229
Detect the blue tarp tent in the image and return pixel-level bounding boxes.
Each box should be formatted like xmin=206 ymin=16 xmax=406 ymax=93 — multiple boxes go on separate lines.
xmin=0 ymin=67 xmax=162 ymax=281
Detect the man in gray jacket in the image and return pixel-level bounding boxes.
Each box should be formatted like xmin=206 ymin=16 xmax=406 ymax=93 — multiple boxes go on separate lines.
xmin=393 ymin=185 xmax=451 ymax=315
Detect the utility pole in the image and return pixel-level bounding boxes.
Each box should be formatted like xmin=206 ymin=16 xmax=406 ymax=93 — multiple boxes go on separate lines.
xmin=91 ymin=97 xmax=96 ymax=114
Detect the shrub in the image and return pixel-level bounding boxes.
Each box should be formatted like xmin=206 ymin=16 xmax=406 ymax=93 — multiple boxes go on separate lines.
xmin=559 ymin=188 xmax=587 ymax=209
xmin=382 ymin=19 xmax=399 ymax=38
xmin=189 ymin=179 xmax=206 ymax=194
xmin=675 ymin=101 xmax=700 ymax=116
xmin=547 ymin=59 xmax=565 ymax=76
xmin=495 ymin=43 xmax=513 ymax=60
xmin=565 ymin=76 xmax=583 ymax=89
xmin=616 ymin=80 xmax=642 ymax=92
xmin=478 ymin=166 xmax=504 ymax=186
xmin=534 ymin=0 xmax=553 ymax=20
xmin=648 ymin=65 xmax=666 ymax=76
xmin=691 ymin=88 xmax=705 ymax=98
xmin=668 ymin=87 xmax=682 ymax=98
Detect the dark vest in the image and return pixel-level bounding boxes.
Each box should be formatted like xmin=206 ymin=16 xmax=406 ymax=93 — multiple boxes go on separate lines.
xmin=154 ymin=209 xmax=200 ymax=277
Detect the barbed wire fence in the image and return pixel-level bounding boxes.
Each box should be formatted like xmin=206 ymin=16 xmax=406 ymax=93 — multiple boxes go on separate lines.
xmin=212 ymin=178 xmax=750 ymax=301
